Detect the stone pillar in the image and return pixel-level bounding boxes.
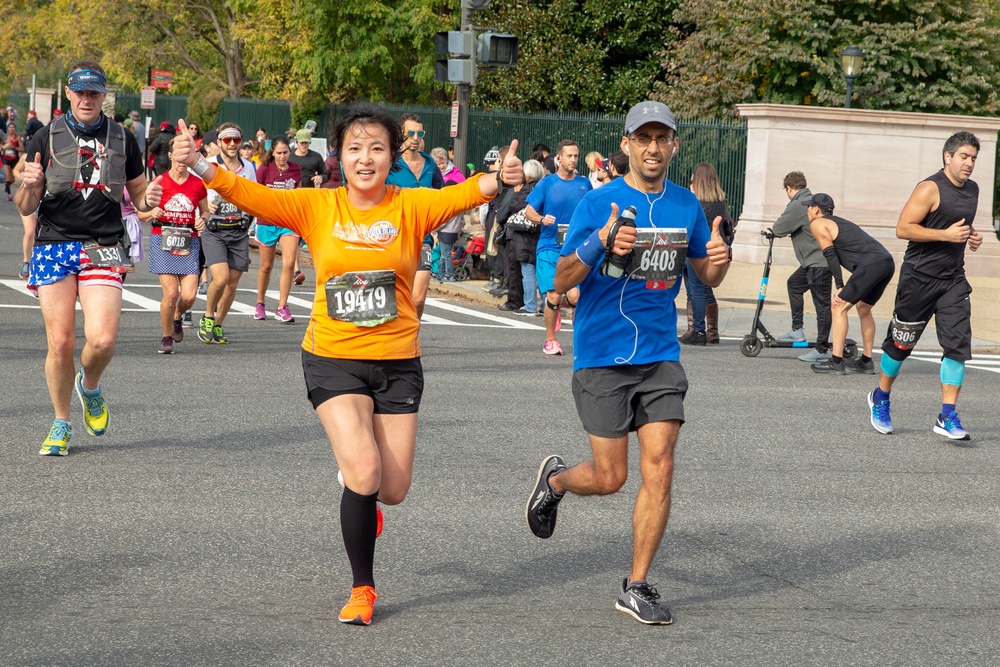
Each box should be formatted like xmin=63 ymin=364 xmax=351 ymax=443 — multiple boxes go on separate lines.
xmin=25 ymin=87 xmax=57 ymax=124
xmin=733 ymin=104 xmax=1000 ymax=277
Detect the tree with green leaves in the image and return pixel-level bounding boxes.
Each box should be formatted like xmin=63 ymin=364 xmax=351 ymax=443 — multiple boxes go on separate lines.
xmin=472 ymin=0 xmax=679 ymax=113
xmin=658 ymin=0 xmax=1000 ymax=117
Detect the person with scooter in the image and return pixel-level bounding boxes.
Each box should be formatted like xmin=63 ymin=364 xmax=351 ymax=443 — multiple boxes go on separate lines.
xmin=805 ymin=194 xmax=894 ymax=375
xmin=771 ymin=171 xmax=833 ymax=363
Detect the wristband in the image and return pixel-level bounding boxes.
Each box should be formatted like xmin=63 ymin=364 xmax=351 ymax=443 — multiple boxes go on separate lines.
xmin=575 ymin=228 xmax=605 ymax=267
xmin=191 ymin=156 xmax=212 ymax=178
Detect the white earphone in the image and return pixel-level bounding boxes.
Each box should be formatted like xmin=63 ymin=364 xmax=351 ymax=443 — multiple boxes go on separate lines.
xmin=624 ymin=147 xmax=630 ymax=155
xmin=946 ymin=157 xmax=951 ymax=164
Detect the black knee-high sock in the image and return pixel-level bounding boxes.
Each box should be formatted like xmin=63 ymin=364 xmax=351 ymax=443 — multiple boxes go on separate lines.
xmin=341 ymin=486 xmax=379 ymax=588
xmin=4 ymin=181 xmax=10 ymax=194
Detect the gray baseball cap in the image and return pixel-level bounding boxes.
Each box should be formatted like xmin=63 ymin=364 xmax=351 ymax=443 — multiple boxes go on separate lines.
xmin=624 ymin=101 xmax=677 ymax=135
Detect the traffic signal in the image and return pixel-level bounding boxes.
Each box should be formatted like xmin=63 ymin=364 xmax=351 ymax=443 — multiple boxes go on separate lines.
xmin=477 ymin=33 xmax=518 ymax=67
xmin=435 ymin=31 xmax=477 ymax=85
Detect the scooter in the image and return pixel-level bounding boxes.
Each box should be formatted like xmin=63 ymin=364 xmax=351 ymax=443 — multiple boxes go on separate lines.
xmin=740 ymin=228 xmax=857 ymax=359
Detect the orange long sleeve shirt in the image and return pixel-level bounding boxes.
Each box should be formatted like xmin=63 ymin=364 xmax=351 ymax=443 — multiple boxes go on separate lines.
xmin=205 ymin=167 xmax=490 ymax=360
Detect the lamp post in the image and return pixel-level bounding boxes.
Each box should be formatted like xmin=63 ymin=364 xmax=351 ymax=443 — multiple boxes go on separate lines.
xmin=840 ymin=46 xmax=865 ymax=109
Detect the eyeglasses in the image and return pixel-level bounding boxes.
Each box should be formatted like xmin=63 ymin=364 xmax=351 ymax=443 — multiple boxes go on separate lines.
xmin=406 ymin=130 xmax=426 ymax=138
xmin=220 ymin=137 xmax=242 ymax=145
xmin=628 ymin=134 xmax=674 ymax=148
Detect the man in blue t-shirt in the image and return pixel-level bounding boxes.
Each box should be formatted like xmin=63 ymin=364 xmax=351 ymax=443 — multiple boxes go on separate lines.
xmin=524 ymin=101 xmax=731 ymax=625
xmin=525 ymin=139 xmax=592 ymax=355
xmin=385 ymin=112 xmax=443 ymax=319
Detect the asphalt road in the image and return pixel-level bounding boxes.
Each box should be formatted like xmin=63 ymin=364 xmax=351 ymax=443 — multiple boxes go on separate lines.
xmin=2 ymin=205 xmax=999 ymax=666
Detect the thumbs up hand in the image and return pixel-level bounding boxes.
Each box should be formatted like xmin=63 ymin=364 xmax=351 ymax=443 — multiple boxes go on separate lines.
xmin=145 ymin=174 xmax=164 ymax=208
xmin=706 ymin=215 xmax=731 ymax=266
xmin=499 ymin=138 xmax=523 ymax=187
xmin=21 ymin=152 xmax=43 ymax=187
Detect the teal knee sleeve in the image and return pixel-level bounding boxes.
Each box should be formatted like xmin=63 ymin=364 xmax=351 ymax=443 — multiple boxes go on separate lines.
xmin=940 ymin=357 xmax=965 ymax=386
xmin=880 ymin=354 xmax=903 ymax=378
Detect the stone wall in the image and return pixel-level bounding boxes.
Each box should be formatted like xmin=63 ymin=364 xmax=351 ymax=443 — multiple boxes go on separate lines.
xmin=733 ymin=104 xmax=1000 ymax=276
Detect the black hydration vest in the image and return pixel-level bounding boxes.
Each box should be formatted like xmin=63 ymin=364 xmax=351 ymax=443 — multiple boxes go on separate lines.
xmin=44 ymin=117 xmax=127 ymax=204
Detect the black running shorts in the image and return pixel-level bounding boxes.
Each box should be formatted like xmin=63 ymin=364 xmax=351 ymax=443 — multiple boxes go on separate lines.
xmin=301 ymin=351 xmax=424 ymax=413
xmin=571 ymin=361 xmax=687 ymax=438
xmin=839 ymin=257 xmax=894 ymax=306
xmin=881 ymin=263 xmax=972 ymax=362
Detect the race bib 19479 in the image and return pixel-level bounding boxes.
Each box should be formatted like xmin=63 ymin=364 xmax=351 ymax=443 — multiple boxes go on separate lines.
xmin=325 ymin=270 xmax=399 ymax=328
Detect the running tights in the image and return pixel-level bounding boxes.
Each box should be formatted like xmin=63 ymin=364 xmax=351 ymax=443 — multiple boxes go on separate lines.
xmin=341 ymin=486 xmax=379 ymax=587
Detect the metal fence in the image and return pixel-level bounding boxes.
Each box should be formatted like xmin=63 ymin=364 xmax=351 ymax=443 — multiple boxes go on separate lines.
xmin=316 ymin=102 xmax=748 ymax=219
xmin=5 ymin=91 xmax=748 ymax=218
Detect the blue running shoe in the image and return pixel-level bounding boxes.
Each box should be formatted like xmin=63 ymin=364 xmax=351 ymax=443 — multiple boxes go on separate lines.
xmin=75 ymin=371 xmax=109 ymax=436
xmin=39 ymin=419 xmax=72 ymax=456
xmin=868 ymin=390 xmax=892 ymax=435
xmin=934 ymin=411 xmax=970 ymax=441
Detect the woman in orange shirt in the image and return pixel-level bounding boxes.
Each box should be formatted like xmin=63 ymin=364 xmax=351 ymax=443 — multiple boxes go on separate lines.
xmin=171 ymin=107 xmax=523 ymax=626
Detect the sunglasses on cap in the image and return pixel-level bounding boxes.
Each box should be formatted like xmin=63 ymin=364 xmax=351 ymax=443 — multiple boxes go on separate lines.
xmin=220 ymin=136 xmax=242 ymax=145
xmin=406 ymin=130 xmax=426 ymax=138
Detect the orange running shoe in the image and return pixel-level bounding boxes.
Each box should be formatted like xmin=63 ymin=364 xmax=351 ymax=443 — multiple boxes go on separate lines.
xmin=338 ymin=585 xmax=378 ymax=625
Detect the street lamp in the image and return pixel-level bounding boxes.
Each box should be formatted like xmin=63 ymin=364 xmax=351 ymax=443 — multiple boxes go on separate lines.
xmin=840 ymin=46 xmax=865 ymax=109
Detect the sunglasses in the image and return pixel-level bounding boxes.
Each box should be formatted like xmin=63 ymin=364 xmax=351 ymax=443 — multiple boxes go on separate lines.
xmin=406 ymin=130 xmax=426 ymax=138
xmin=220 ymin=136 xmax=242 ymax=145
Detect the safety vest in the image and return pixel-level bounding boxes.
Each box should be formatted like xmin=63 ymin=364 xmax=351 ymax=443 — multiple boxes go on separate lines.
xmin=45 ymin=117 xmax=127 ymax=203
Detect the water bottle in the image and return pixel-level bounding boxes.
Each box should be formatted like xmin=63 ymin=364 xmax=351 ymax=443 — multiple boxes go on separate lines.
xmin=601 ymin=206 xmax=638 ymax=279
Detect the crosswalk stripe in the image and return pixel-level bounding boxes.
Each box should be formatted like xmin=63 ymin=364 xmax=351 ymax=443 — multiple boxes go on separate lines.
xmin=195 ymin=294 xmax=257 ymax=315
xmin=423 ymin=297 xmax=544 ymax=330
xmin=119 ymin=289 xmax=165 ymax=311
xmin=0 ymin=278 xmax=35 ymax=298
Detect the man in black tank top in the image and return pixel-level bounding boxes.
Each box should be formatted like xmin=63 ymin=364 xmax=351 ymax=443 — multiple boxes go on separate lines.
xmin=867 ymin=131 xmax=984 ymax=442
xmin=803 ymin=194 xmax=894 ymax=376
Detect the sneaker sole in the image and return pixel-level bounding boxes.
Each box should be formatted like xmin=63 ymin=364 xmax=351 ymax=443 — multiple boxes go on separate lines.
xmin=158 ymin=348 xmax=174 ymax=354
xmin=75 ymin=375 xmax=108 ymax=437
xmin=933 ymin=425 xmax=970 ymax=441
xmin=338 ymin=614 xmax=372 ymax=626
xmin=615 ymin=600 xmax=673 ymax=625
xmin=39 ymin=446 xmax=69 ymax=456
xmin=525 ymin=455 xmax=562 ymax=539
xmin=867 ymin=391 xmax=892 ymax=435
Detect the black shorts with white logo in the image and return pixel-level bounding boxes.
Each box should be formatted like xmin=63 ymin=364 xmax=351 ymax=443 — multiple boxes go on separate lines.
xmin=571 ymin=361 xmax=688 ymax=438
xmin=881 ymin=263 xmax=972 ymax=362
xmin=301 ymin=350 xmax=423 ymax=413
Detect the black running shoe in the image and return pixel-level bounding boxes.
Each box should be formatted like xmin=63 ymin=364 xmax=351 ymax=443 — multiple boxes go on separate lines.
xmin=526 ymin=455 xmax=566 ymax=539
xmin=615 ymin=578 xmax=673 ymax=625
xmin=811 ymin=359 xmax=845 ymax=374
xmin=845 ymin=358 xmax=876 ymax=374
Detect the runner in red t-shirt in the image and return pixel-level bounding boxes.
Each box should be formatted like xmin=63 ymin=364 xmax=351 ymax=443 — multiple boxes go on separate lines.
xmin=148 ymin=137 xmax=208 ymax=354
